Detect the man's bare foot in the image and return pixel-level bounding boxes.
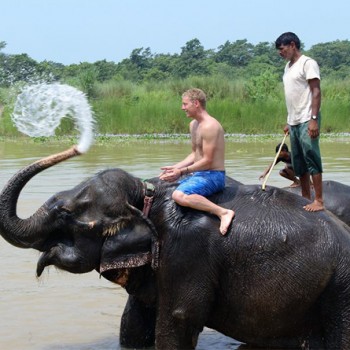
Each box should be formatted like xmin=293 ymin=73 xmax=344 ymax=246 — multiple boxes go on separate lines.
xmin=289 ymin=181 xmax=300 ymax=188
xmin=220 ymin=210 xmax=235 ymax=235
xmin=303 ymin=200 xmax=324 ymax=212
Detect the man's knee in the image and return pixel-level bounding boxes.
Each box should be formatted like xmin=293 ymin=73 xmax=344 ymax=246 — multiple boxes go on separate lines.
xmin=172 ymin=190 xmax=186 ymax=205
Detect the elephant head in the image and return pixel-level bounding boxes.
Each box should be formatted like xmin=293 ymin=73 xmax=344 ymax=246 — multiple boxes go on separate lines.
xmin=0 ymin=146 xmax=160 ymax=295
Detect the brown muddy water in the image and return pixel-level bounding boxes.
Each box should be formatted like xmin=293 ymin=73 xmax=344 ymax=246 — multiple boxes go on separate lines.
xmin=0 ymin=136 xmax=349 ymax=350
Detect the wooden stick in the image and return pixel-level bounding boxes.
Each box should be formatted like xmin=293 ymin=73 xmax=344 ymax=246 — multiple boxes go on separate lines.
xmin=262 ymin=133 xmax=288 ymax=191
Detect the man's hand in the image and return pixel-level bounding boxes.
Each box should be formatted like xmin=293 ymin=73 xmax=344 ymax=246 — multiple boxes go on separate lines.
xmin=283 ymin=124 xmax=290 ymax=135
xmin=308 ymin=120 xmax=320 ymax=139
xmin=159 ymin=166 xmax=174 ymax=177
xmin=159 ymin=166 xmax=181 ymax=182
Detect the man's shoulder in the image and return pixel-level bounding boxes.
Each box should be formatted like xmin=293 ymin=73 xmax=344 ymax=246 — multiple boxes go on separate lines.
xmin=301 ymin=55 xmax=320 ymax=78
xmin=201 ymin=115 xmax=222 ymax=127
xmin=300 ymin=54 xmax=318 ymax=66
xmin=301 ymin=54 xmax=310 ymax=60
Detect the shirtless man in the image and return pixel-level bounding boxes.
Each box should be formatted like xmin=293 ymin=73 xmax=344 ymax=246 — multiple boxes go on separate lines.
xmin=159 ymin=88 xmax=235 ymax=235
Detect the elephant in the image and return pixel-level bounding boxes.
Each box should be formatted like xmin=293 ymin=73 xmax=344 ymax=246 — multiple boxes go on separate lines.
xmin=283 ymin=180 xmax=350 ymax=226
xmin=2 ymin=146 xmax=350 ymax=350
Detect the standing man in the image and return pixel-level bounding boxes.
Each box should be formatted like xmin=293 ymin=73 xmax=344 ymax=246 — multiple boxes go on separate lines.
xmin=275 ymin=32 xmax=324 ymax=211
xmin=159 ymin=88 xmax=235 ymax=235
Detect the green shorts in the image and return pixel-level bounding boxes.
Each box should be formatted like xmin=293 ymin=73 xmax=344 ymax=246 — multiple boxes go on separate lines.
xmin=289 ymin=120 xmax=323 ymax=177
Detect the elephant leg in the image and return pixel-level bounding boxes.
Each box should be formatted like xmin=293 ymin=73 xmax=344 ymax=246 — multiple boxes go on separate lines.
xmin=155 ymin=292 xmax=206 ymax=350
xmin=156 ymin=319 xmax=201 ymax=350
xmin=120 ymin=295 xmax=156 ymax=348
xmin=320 ymin=279 xmax=350 ymax=349
xmin=322 ymin=304 xmax=350 ymax=349
xmin=155 ymin=308 xmax=202 ymax=350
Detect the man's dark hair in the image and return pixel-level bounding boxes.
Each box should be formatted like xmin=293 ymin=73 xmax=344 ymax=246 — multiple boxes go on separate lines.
xmin=275 ymin=32 xmax=301 ymax=50
xmin=276 ymin=143 xmax=289 ymax=153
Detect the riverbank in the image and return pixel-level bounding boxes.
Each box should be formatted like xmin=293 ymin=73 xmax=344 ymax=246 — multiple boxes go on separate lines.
xmin=1 ymin=133 xmax=350 ymax=147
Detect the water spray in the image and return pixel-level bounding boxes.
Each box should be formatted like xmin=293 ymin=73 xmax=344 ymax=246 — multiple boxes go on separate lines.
xmin=12 ymin=83 xmax=95 ymax=154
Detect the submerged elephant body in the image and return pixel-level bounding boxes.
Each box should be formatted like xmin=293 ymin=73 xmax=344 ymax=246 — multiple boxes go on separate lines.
xmin=1 ymin=147 xmax=350 ymax=350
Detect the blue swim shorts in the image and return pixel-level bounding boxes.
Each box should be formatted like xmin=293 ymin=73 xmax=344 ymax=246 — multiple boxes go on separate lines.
xmin=176 ymin=170 xmax=225 ymax=196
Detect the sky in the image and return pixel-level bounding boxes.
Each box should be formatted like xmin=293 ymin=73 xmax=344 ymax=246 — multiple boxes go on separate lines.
xmin=2 ymin=0 xmax=349 ymax=65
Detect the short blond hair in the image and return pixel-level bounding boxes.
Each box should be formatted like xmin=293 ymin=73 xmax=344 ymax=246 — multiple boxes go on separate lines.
xmin=182 ymin=88 xmax=207 ymax=109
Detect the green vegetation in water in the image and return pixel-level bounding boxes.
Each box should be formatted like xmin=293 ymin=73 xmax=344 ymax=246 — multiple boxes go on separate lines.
xmin=0 ymin=133 xmax=349 ymax=149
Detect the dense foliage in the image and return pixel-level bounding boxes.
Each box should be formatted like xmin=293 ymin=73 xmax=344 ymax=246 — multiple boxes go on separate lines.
xmin=2 ymin=38 xmax=350 ymax=87
xmin=0 ymin=38 xmax=350 ymax=135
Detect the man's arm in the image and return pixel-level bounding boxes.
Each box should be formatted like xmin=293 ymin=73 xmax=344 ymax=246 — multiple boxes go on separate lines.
xmin=159 ymin=122 xmax=196 ymax=180
xmin=309 ymin=78 xmax=321 ymax=116
xmin=308 ymin=78 xmax=321 ymax=139
xmin=259 ymin=163 xmax=273 ymax=180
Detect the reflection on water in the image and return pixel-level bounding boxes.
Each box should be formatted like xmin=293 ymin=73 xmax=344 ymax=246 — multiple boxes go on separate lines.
xmin=0 ymin=137 xmax=349 ymax=350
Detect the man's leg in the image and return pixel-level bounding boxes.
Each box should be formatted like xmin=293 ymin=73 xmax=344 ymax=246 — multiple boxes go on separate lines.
xmin=295 ymin=121 xmax=323 ymax=211
xmin=304 ymin=173 xmax=324 ymax=212
xmin=300 ymin=172 xmax=311 ymax=200
xmin=280 ymin=168 xmax=300 ymax=187
xmin=172 ymin=190 xmax=235 ymax=235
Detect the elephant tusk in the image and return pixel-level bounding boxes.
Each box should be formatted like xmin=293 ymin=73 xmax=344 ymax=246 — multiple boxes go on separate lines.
xmin=88 ymin=220 xmax=97 ymax=228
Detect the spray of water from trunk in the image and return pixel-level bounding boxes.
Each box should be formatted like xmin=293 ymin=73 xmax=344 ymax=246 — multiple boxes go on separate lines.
xmin=12 ymin=83 xmax=95 ymax=153
xmin=0 ymin=82 xmax=94 ymax=249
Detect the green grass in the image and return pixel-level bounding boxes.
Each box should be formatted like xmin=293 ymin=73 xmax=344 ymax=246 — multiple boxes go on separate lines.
xmin=1 ymin=76 xmax=350 ymax=136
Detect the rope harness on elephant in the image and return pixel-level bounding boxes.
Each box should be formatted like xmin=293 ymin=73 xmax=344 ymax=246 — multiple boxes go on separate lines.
xmin=142 ymin=181 xmax=155 ymax=217
xmin=142 ymin=181 xmax=159 ymax=270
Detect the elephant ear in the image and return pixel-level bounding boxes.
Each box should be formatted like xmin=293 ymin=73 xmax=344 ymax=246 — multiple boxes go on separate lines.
xmin=100 ymin=208 xmax=158 ymax=274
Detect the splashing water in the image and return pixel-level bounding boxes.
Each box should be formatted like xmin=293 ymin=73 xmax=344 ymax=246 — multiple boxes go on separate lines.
xmin=12 ymin=83 xmax=95 ymax=153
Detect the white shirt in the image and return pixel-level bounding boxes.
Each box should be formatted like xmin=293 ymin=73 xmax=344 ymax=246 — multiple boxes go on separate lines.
xmin=283 ymin=55 xmax=320 ymax=126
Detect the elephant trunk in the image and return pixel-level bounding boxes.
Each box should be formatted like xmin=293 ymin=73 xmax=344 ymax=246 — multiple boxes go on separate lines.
xmin=0 ymin=146 xmax=81 ymax=250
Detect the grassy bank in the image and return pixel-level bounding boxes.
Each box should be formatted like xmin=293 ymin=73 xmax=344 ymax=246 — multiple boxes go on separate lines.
xmin=1 ymin=76 xmax=350 ymax=136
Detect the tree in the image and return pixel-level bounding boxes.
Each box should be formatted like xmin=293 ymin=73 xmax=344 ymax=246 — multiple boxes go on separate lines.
xmin=307 ymin=40 xmax=350 ymax=76
xmin=130 ymin=47 xmax=153 ymax=70
xmin=216 ymin=39 xmax=254 ymax=67
xmin=114 ymin=47 xmax=154 ymax=82
xmin=246 ymin=42 xmax=284 ymax=79
xmin=173 ymin=38 xmax=213 ymax=78
xmin=93 ymin=60 xmax=118 ymax=82
xmin=252 ymin=41 xmax=281 ymax=66
xmin=150 ymin=53 xmax=176 ymax=80
xmin=36 ymin=60 xmax=65 ymax=81
xmin=0 ymin=53 xmax=39 ymax=86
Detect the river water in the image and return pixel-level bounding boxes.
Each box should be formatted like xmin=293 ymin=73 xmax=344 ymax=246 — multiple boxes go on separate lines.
xmin=0 ymin=136 xmax=349 ymax=350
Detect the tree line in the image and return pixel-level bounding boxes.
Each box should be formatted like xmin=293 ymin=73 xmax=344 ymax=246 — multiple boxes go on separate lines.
xmin=1 ymin=38 xmax=350 ymax=90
